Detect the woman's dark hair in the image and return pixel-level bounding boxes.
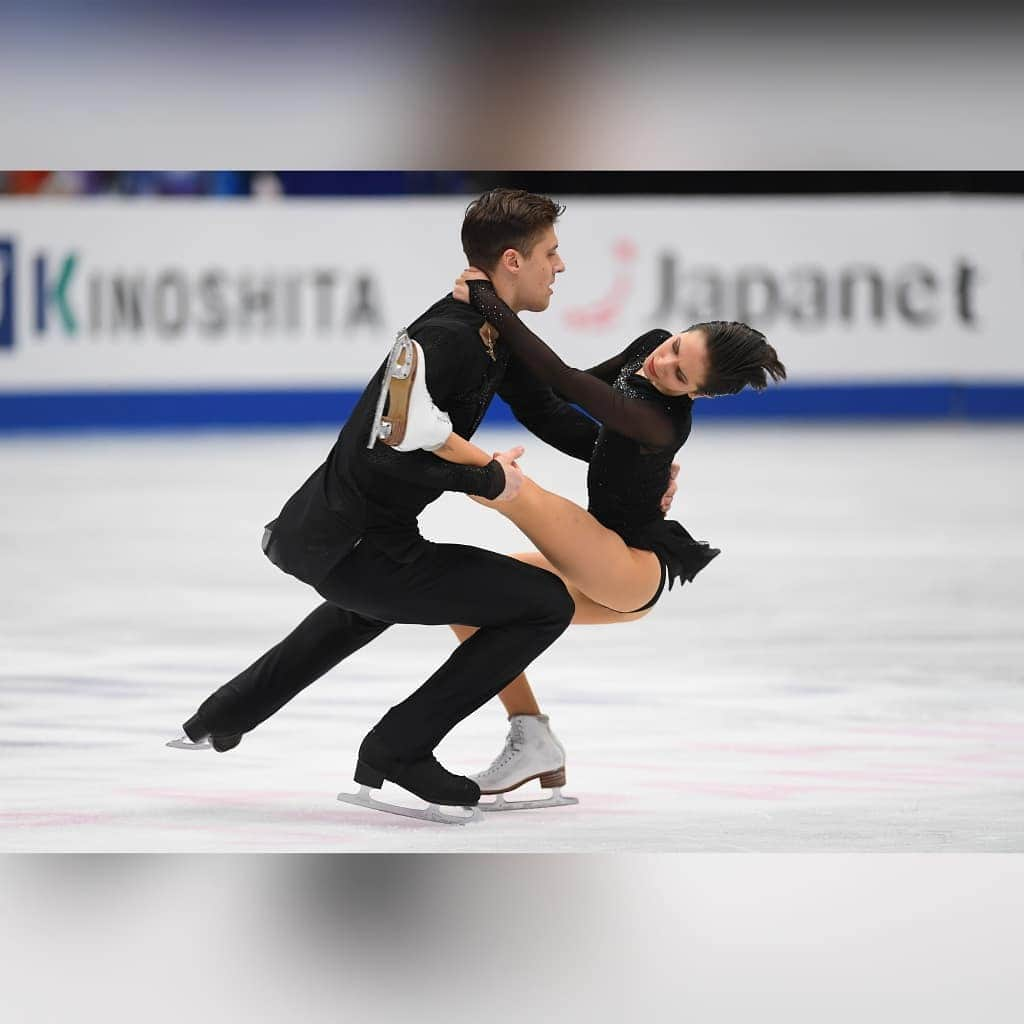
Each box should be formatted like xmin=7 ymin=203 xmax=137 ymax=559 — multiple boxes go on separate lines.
xmin=461 ymin=188 xmax=565 ymax=272
xmin=689 ymin=320 xmax=787 ymax=397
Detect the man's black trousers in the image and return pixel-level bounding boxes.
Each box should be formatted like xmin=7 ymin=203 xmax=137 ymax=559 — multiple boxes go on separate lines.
xmin=191 ymin=538 xmax=575 ymax=760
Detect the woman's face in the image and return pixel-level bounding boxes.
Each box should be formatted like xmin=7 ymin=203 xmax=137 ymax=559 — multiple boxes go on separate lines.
xmin=637 ymin=330 xmax=709 ymax=397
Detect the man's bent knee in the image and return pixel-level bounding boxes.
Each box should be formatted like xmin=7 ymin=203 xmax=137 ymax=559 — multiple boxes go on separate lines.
xmin=534 ymin=571 xmax=575 ymax=630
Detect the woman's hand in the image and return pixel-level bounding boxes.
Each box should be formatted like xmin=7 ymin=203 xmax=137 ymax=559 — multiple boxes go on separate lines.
xmin=491 ymin=445 xmax=525 ymax=502
xmin=660 ymin=462 xmax=680 ymax=515
xmin=492 ymin=445 xmax=524 ymax=469
xmin=470 ymin=446 xmax=526 ymax=506
xmin=452 ymin=267 xmax=491 ymax=304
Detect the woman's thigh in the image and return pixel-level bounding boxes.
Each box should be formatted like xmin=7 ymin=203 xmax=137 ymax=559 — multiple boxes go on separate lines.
xmin=509 ymin=550 xmax=655 ymax=624
xmin=485 ymin=478 xmax=663 ymax=614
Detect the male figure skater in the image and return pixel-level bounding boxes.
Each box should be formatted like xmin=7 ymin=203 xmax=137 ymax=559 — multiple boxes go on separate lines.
xmin=169 ymin=189 xmax=605 ymax=822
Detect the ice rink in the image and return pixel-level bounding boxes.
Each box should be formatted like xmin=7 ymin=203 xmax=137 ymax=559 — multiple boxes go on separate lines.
xmin=2 ymin=423 xmax=1022 ymax=852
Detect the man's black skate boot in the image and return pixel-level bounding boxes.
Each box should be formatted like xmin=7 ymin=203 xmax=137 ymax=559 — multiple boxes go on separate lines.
xmin=356 ymin=728 xmax=481 ymax=806
xmin=183 ymin=712 xmax=242 ymax=753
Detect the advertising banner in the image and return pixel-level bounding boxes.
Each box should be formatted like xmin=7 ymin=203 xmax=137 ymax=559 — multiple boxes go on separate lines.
xmin=1 ymin=196 xmax=1022 ymax=423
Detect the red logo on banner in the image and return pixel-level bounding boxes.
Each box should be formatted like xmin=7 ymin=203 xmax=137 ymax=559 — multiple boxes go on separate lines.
xmin=563 ymin=238 xmax=636 ymax=330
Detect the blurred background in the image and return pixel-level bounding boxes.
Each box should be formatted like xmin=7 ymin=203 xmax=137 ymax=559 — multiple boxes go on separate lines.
xmin=3 ymin=173 xmax=1024 ymax=1019
xmin=4 ymin=1 xmax=1024 ymax=1017
xmin=3 ymin=2 xmax=1024 ymax=169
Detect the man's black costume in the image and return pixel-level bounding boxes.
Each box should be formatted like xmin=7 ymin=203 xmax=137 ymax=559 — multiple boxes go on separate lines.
xmin=182 ymin=294 xmax=598 ymax=790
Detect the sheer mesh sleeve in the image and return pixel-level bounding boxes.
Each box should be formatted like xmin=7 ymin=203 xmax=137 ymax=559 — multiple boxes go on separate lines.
xmin=497 ymin=355 xmax=599 ymax=462
xmin=468 ymin=280 xmax=676 ymax=448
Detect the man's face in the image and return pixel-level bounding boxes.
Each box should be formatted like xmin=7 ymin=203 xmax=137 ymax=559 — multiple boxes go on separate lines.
xmin=511 ymin=226 xmax=565 ymax=313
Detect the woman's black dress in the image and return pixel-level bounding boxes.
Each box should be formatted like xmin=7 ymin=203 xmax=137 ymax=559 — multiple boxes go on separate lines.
xmin=466 ymin=280 xmax=719 ymax=599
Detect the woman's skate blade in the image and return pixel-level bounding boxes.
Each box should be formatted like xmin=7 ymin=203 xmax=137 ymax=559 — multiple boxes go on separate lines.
xmin=366 ymin=330 xmax=451 ymax=451
xmin=366 ymin=331 xmax=415 ymax=449
xmin=166 ymin=734 xmax=211 ymax=750
xmin=337 ymin=784 xmax=483 ymax=826
xmin=479 ymin=786 xmax=579 ymax=812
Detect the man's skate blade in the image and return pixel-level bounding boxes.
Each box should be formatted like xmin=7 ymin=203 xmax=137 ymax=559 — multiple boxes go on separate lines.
xmin=479 ymin=787 xmax=579 ymax=812
xmin=337 ymin=785 xmax=483 ymax=826
xmin=166 ymin=734 xmax=211 ymax=750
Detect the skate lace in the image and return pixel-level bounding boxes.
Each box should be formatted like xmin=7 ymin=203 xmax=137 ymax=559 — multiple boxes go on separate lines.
xmin=480 ymin=721 xmax=525 ymax=776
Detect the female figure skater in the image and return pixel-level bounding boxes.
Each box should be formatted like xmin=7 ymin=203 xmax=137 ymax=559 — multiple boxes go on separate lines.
xmin=430 ymin=269 xmax=786 ymax=807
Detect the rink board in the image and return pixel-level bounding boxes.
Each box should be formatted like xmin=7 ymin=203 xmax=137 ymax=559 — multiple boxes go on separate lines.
xmin=3 ymin=196 xmax=1024 ymax=427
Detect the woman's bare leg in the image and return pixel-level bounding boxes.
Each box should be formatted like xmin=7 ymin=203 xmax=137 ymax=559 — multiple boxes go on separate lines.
xmin=473 ymin=478 xmax=663 ymax=614
xmin=451 ymin=550 xmax=653 ymax=717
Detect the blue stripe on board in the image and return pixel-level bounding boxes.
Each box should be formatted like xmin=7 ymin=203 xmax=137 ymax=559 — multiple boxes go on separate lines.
xmin=2 ymin=383 xmax=1024 ymax=432
xmin=0 ymin=389 xmax=363 ymax=432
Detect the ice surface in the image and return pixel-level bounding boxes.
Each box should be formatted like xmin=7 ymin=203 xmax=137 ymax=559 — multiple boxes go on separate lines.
xmin=2 ymin=423 xmax=1022 ymax=851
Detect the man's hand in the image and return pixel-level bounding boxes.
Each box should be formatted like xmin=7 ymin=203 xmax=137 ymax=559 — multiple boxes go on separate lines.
xmin=452 ymin=266 xmax=490 ymax=304
xmin=492 ymin=445 xmax=525 ymax=502
xmin=659 ymin=462 xmax=680 ymax=515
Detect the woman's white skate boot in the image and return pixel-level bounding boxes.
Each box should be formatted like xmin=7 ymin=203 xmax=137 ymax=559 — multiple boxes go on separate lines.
xmin=471 ymin=714 xmax=578 ymax=811
xmin=367 ymin=331 xmax=452 ymax=452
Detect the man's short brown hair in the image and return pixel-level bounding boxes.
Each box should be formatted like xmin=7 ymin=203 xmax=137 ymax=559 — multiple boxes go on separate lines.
xmin=461 ymin=188 xmax=565 ymax=272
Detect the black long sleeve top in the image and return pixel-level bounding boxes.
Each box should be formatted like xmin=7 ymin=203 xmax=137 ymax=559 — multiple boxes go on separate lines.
xmin=467 ymin=280 xmax=693 ymax=540
xmin=263 ymin=294 xmax=600 ymax=584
